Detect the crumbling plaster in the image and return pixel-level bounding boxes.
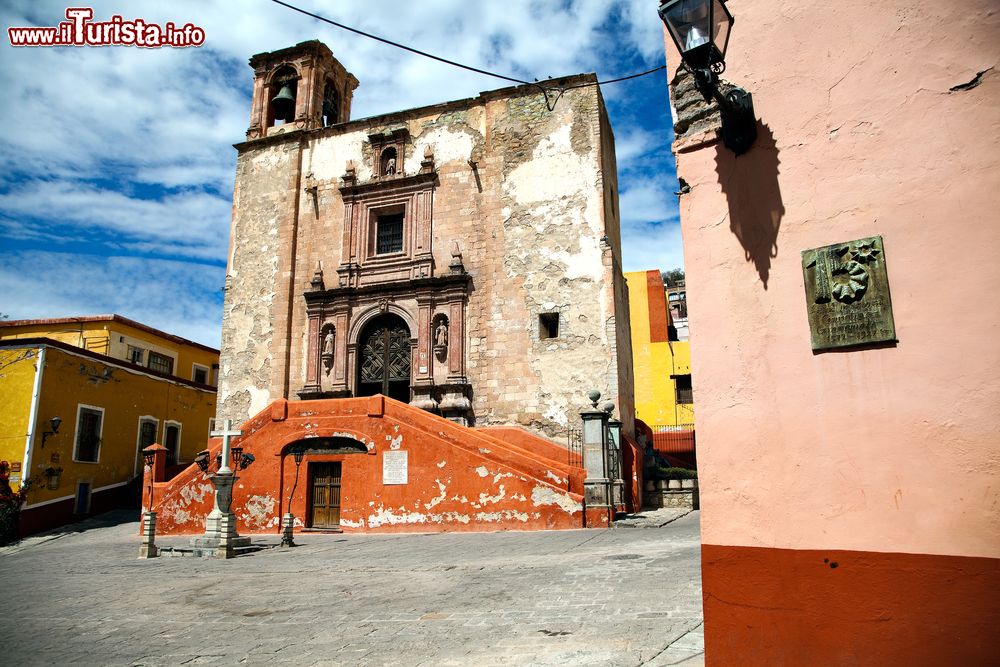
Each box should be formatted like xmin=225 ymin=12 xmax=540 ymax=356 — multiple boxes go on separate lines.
xmin=219 ymin=74 xmax=633 ymax=440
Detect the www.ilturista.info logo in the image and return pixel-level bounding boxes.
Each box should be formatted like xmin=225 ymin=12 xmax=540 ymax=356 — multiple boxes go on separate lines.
xmin=8 ymin=7 xmax=205 ymax=48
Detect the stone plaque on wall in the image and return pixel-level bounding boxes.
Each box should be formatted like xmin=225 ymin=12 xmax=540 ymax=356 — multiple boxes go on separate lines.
xmin=801 ymin=236 xmax=896 ymax=351
xmin=382 ymin=450 xmax=408 ymax=485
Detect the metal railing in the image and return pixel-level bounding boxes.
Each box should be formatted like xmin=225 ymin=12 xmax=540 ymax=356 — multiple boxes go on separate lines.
xmin=566 ymin=427 xmax=583 ymax=468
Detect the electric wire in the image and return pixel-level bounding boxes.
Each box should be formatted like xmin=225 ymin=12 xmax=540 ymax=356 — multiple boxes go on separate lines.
xmin=268 ymin=0 xmax=666 ymax=109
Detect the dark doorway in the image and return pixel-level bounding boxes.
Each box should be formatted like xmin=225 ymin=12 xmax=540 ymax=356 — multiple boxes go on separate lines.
xmin=308 ymin=462 xmax=342 ymax=528
xmin=357 ymin=313 xmax=411 ymax=403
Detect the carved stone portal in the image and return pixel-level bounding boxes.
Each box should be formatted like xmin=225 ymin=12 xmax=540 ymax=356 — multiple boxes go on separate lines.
xmin=801 ymin=236 xmax=896 ymax=351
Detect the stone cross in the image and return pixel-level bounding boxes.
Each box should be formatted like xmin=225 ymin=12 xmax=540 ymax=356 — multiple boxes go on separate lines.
xmin=210 ymin=419 xmax=242 ymax=475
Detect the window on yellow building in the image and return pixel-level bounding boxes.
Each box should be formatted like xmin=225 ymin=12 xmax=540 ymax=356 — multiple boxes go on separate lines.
xmin=675 ymin=375 xmax=694 ymax=404
xmin=127 ymin=345 xmax=145 ymax=365
xmin=148 ymin=351 xmax=174 ymax=375
xmin=164 ymin=422 xmax=181 ymax=466
xmin=74 ymin=405 xmax=103 ymax=463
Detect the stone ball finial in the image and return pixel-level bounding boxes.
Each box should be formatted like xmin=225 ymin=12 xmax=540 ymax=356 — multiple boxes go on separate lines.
xmin=601 ymin=401 xmax=615 ymax=415
xmin=587 ymin=389 xmax=601 ymax=408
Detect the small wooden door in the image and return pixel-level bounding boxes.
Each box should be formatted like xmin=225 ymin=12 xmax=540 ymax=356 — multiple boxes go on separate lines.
xmin=309 ymin=463 xmax=342 ymax=528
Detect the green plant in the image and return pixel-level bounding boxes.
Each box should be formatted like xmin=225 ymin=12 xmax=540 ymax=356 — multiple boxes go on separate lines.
xmin=656 ymin=466 xmax=698 ymax=480
xmin=0 ymin=461 xmax=31 ymax=545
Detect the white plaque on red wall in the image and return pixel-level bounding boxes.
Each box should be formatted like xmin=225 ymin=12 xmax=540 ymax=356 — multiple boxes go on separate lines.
xmin=382 ymin=450 xmax=408 ymax=485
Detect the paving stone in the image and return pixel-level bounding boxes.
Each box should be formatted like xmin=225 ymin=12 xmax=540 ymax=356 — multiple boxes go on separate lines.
xmin=0 ymin=509 xmax=703 ymax=665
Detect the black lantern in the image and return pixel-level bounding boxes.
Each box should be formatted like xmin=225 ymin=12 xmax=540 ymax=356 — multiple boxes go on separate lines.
xmin=41 ymin=416 xmax=62 ymax=448
xmin=659 ymin=0 xmax=756 ymax=155
xmin=230 ymin=444 xmax=244 ymax=469
xmin=660 ymin=0 xmax=732 ymax=71
xmin=194 ymin=449 xmax=210 ymax=473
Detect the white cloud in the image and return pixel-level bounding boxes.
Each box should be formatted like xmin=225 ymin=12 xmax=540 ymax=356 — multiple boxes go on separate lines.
xmin=621 ymin=221 xmax=685 ymax=274
xmin=0 ymin=251 xmax=225 ymax=347
xmin=1 ymin=0 xmax=681 ymax=344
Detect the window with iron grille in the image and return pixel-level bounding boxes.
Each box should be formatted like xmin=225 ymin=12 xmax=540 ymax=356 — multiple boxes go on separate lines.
xmin=675 ymin=375 xmax=694 ymax=404
xmin=148 ymin=351 xmax=174 ymax=375
xmin=138 ymin=419 xmax=157 ymax=449
xmin=75 ymin=406 xmax=103 ymax=463
xmin=376 ymin=213 xmax=404 ymax=254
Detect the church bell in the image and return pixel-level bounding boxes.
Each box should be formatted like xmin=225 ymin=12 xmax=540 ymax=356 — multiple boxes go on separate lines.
xmin=271 ymin=83 xmax=296 ymax=121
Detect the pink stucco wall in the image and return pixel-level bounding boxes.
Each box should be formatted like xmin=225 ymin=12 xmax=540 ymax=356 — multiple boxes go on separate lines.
xmin=667 ymin=0 xmax=1000 ymax=559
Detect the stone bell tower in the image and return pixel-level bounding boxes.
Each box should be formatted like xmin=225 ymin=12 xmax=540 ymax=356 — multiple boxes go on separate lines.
xmin=245 ymin=40 xmax=359 ymax=140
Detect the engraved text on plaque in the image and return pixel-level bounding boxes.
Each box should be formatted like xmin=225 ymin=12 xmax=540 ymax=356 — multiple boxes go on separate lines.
xmin=801 ymin=236 xmax=896 ymax=351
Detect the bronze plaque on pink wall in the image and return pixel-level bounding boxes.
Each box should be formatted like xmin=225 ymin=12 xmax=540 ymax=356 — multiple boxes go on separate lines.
xmin=801 ymin=236 xmax=896 ymax=351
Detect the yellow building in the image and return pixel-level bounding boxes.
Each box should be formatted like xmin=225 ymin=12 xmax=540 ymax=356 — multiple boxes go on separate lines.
xmin=626 ymin=270 xmax=694 ymax=428
xmin=0 ymin=315 xmax=218 ymax=535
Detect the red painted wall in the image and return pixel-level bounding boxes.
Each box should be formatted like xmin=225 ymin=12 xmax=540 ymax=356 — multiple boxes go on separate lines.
xmin=702 ymin=544 xmax=1000 ymax=666
xmin=146 ymin=396 xmax=588 ymax=534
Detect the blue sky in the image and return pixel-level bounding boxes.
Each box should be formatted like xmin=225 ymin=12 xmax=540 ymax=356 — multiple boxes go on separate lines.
xmin=0 ymin=0 xmax=681 ymax=347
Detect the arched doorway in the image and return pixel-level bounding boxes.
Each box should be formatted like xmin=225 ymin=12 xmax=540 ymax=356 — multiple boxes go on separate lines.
xmin=356 ymin=313 xmax=411 ymax=403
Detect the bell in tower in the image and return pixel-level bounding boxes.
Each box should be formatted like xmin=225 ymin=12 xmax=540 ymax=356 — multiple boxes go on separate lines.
xmin=245 ymin=40 xmax=359 ymax=140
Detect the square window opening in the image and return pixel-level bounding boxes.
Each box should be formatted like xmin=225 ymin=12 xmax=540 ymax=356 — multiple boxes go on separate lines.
xmin=148 ymin=351 xmax=174 ymax=375
xmin=193 ymin=366 xmax=208 ymax=384
xmin=375 ymin=213 xmax=404 ymax=254
xmin=127 ymin=345 xmax=145 ymax=365
xmin=539 ymin=313 xmax=560 ymax=340
xmin=675 ymin=375 xmax=694 ymax=404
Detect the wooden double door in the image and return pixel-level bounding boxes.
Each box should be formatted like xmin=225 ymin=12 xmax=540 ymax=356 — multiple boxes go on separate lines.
xmin=309 ymin=462 xmax=342 ymax=528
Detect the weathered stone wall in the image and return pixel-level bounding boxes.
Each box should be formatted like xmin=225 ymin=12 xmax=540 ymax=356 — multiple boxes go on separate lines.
xmin=217 ymin=140 xmax=300 ymax=422
xmin=219 ymin=72 xmax=634 ymax=440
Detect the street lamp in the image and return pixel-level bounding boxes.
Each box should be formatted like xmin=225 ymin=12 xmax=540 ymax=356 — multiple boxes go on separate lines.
xmin=659 ymin=0 xmax=756 ymax=155
xmin=41 ymin=416 xmax=61 ymax=448
xmin=281 ymin=447 xmax=306 ymax=548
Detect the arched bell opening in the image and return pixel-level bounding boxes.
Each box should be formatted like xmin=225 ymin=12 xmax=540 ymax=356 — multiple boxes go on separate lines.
xmin=322 ymin=79 xmax=341 ymax=127
xmin=356 ymin=313 xmax=411 ymax=403
xmin=268 ymin=65 xmax=298 ymax=127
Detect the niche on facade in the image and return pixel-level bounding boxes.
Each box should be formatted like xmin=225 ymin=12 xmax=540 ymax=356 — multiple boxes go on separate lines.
xmin=320 ymin=323 xmax=335 ymax=375
xmin=367 ymin=128 xmax=409 ymax=181
xmin=433 ymin=314 xmax=449 ymax=361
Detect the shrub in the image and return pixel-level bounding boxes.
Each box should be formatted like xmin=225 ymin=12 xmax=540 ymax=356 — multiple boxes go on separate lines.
xmin=656 ymin=466 xmax=698 ymax=480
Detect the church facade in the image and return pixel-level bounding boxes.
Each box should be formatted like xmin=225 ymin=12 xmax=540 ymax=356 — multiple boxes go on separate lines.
xmin=217 ymin=40 xmax=634 ymax=441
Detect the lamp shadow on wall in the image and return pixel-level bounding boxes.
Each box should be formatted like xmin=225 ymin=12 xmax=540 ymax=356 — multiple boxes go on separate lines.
xmin=715 ymin=122 xmax=784 ymax=289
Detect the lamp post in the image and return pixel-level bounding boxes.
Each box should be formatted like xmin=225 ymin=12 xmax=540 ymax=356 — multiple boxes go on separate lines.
xmin=281 ymin=447 xmax=306 ymax=548
xmin=659 ymin=0 xmax=757 ymax=154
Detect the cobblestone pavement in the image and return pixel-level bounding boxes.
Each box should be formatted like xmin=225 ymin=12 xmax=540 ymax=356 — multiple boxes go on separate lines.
xmin=0 ymin=509 xmax=704 ymax=666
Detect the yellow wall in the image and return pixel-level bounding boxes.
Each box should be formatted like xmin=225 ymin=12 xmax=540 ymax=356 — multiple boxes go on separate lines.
xmin=2 ymin=343 xmax=216 ymax=508
xmin=0 ymin=317 xmax=218 ymax=385
xmin=626 ymin=270 xmax=695 ymax=428
xmin=0 ymin=347 xmax=39 ymax=489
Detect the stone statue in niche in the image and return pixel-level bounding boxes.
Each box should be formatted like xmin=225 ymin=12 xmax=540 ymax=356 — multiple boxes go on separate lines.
xmin=434 ymin=317 xmax=448 ymax=360
xmin=321 ymin=325 xmax=335 ymax=374
xmin=384 ymin=157 xmax=396 ymax=175
xmin=801 ymin=235 xmax=895 ymax=351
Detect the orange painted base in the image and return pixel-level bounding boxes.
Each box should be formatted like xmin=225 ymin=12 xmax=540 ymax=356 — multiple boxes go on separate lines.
xmin=702 ymin=544 xmax=1000 ymax=666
